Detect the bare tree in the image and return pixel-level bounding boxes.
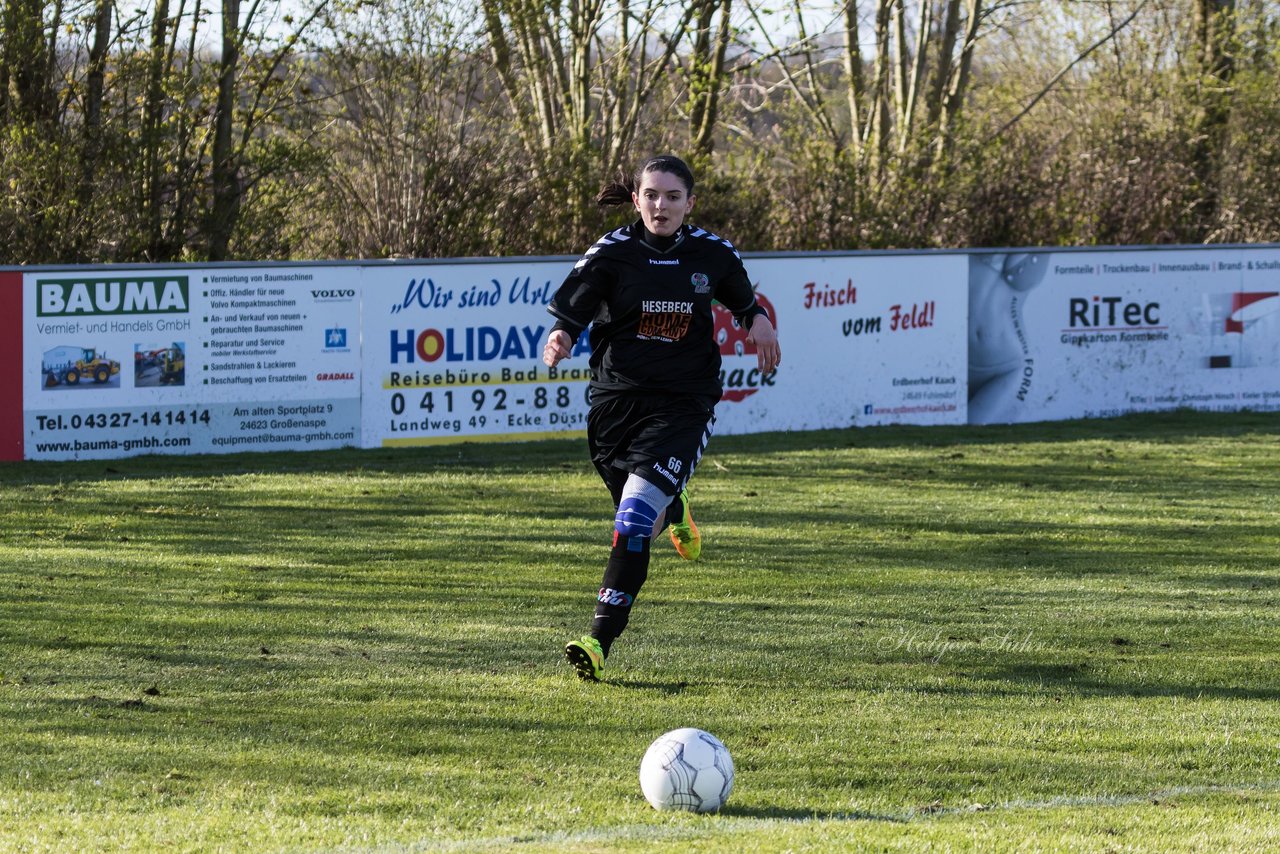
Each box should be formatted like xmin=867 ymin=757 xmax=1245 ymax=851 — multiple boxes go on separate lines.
xmin=480 ymin=0 xmax=698 ymax=182
xmin=1191 ymin=0 xmax=1235 ymax=236
xmin=207 ymin=0 xmax=328 ymax=259
xmin=208 ymin=0 xmax=242 ymax=260
xmin=303 ymin=0 xmax=535 ymax=258
xmin=77 ymin=0 xmax=112 ymax=215
xmin=142 ymin=0 xmax=173 ymax=256
xmin=927 ymin=0 xmax=982 ymax=163
xmin=1 ymin=0 xmax=59 ymax=122
xmin=688 ymin=0 xmax=735 ymax=161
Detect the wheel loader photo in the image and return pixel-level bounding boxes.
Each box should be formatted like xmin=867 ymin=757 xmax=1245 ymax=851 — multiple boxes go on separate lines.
xmin=42 ymin=346 xmax=122 ymax=388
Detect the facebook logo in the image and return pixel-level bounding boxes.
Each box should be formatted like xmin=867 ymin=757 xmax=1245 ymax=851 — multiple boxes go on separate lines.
xmin=325 ymin=327 xmax=347 ymax=349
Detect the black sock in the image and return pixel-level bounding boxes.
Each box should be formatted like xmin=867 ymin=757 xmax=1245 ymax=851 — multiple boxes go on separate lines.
xmin=590 ymin=533 xmax=650 ymax=656
xmin=663 ymin=493 xmax=683 ymax=533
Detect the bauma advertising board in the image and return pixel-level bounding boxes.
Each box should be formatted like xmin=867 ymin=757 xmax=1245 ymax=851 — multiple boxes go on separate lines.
xmin=20 ymin=266 xmax=361 ymax=460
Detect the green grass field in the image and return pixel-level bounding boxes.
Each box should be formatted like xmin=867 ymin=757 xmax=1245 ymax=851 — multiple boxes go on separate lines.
xmin=2 ymin=410 xmax=1278 ymax=852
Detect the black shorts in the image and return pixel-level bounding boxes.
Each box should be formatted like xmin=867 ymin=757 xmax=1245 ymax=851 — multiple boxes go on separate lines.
xmin=587 ymin=388 xmax=718 ymax=507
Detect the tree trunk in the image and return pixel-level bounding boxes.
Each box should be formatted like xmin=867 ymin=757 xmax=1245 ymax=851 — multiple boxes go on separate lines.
xmin=898 ymin=0 xmax=931 ymax=153
xmin=689 ymin=0 xmax=733 ymax=161
xmin=843 ymin=0 xmax=865 ymax=157
xmin=2 ymin=0 xmax=57 ymax=123
xmin=567 ymin=0 xmax=604 ymax=152
xmin=934 ymin=0 xmax=980 ymax=164
xmin=868 ymin=0 xmax=893 ymax=173
xmin=143 ymin=0 xmax=171 ymax=258
xmin=208 ymin=0 xmax=241 ymax=260
xmin=926 ymin=0 xmax=962 ymax=138
xmin=891 ymin=0 xmax=907 ymax=132
xmin=76 ymin=0 xmax=113 ymax=257
xmin=0 ymin=4 xmax=9 ymax=119
xmin=1191 ymin=0 xmax=1234 ymax=238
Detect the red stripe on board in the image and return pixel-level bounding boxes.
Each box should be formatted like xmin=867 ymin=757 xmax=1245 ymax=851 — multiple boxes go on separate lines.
xmin=0 ymin=271 xmax=24 ymax=460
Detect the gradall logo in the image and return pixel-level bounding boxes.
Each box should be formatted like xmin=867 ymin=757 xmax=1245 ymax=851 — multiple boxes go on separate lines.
xmin=713 ymin=291 xmax=778 ymax=403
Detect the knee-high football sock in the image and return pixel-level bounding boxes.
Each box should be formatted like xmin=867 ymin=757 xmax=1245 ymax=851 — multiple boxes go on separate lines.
xmin=590 ymin=532 xmax=650 ymax=656
xmin=656 ymin=491 xmax=683 ymax=535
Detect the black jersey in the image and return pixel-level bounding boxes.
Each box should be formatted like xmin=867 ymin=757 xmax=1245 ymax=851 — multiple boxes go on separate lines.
xmin=548 ymin=220 xmax=765 ymax=398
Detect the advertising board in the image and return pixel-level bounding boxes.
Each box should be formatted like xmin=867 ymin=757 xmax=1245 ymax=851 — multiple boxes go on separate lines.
xmin=360 ymin=260 xmax=587 ymax=448
xmin=6 ymin=244 xmax=1275 ymax=462
xmin=0 ymin=271 xmax=21 ymax=461
xmin=358 ymin=252 xmax=969 ymax=450
xmin=718 ymin=254 xmax=968 ymax=435
xmin=22 ymin=266 xmax=362 ymax=460
xmin=967 ymin=248 xmax=1280 ymax=424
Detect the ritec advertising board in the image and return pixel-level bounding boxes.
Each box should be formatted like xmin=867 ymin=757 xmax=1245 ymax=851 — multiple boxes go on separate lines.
xmin=967 ymin=248 xmax=1280 ymax=424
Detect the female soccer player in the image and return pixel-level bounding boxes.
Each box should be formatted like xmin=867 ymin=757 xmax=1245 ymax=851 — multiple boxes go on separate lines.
xmin=542 ymin=154 xmax=781 ymax=680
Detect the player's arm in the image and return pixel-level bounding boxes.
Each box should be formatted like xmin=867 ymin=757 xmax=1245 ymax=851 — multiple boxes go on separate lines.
xmin=545 ymin=260 xmax=610 ymax=367
xmin=745 ymin=314 xmax=780 ymax=373
xmin=715 ymin=268 xmax=781 ymax=374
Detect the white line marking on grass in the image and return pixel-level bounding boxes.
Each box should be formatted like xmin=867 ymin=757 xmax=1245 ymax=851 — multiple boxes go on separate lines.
xmin=404 ymin=780 xmax=1280 ymax=852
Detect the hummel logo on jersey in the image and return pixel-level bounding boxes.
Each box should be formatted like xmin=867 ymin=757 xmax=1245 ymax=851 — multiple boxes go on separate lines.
xmin=650 ymin=461 xmax=679 ymax=486
xmin=649 ymin=258 xmax=680 ymax=266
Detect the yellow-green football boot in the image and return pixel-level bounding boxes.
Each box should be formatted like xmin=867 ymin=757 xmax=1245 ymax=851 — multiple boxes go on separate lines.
xmin=564 ymin=635 xmax=605 ymax=681
xmin=668 ymin=489 xmax=701 ymax=560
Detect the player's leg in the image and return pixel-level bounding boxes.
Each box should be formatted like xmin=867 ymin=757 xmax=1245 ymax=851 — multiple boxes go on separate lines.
xmin=565 ymin=394 xmax=713 ymax=679
xmin=628 ymin=396 xmax=714 ymax=560
xmin=567 ymin=396 xmax=661 ymax=679
xmin=600 ymin=467 xmax=692 ymax=561
xmin=566 ymin=471 xmax=672 ymax=680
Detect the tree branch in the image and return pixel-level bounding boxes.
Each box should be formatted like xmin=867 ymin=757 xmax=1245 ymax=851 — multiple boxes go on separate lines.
xmin=985 ymin=0 xmax=1148 ymax=143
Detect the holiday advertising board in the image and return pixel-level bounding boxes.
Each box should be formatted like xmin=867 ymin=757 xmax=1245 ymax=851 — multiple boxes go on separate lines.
xmin=19 ymin=266 xmax=362 ymax=460
xmin=360 ymin=260 xmax=588 ymax=448
xmin=967 ymin=247 xmax=1280 ymax=424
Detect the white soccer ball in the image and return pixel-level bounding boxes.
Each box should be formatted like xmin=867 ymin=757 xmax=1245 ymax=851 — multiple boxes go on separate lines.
xmin=639 ymin=727 xmax=735 ymax=812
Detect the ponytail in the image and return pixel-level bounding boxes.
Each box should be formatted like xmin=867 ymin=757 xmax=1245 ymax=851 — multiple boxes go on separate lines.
xmin=595 ymin=179 xmax=634 ymax=208
xmin=595 ymin=154 xmax=696 ymax=208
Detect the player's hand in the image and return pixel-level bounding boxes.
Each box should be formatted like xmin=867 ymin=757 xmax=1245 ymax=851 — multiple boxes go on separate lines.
xmin=543 ymin=329 xmax=573 ymax=368
xmin=747 ymin=316 xmax=780 ymax=374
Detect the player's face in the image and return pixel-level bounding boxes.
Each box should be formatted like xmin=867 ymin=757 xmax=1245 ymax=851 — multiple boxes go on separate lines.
xmin=633 ymin=170 xmax=695 ymax=237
